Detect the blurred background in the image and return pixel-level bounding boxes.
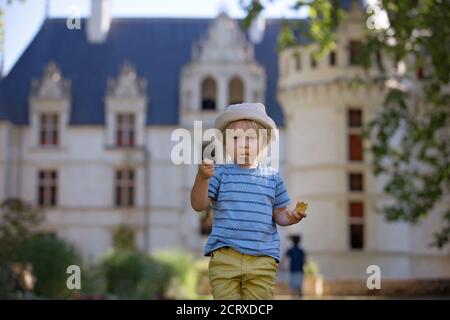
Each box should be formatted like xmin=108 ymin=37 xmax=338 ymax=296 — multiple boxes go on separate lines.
xmin=0 ymin=0 xmax=449 ymax=299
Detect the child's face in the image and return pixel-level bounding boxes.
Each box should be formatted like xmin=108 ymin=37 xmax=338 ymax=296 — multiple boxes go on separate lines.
xmin=224 ymin=120 xmax=265 ymax=166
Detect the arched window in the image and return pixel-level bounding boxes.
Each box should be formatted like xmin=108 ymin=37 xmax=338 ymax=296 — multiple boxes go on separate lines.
xmin=228 ymin=76 xmax=244 ymax=105
xmin=293 ymin=51 xmax=301 ymax=71
xmin=201 ymin=77 xmax=217 ymax=110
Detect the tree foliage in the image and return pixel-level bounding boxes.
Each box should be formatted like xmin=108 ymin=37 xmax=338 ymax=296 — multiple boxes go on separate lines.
xmin=0 ymin=198 xmax=43 ymax=298
xmin=243 ymin=0 xmax=450 ymax=247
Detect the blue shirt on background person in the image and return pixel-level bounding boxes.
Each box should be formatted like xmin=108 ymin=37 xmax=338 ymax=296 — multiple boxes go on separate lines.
xmin=286 ymin=245 xmax=305 ymax=272
xmin=285 ymin=234 xmax=306 ymax=295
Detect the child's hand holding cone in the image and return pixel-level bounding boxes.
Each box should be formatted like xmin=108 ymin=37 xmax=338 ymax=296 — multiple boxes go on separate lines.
xmin=295 ymin=201 xmax=308 ymax=218
xmin=285 ymin=201 xmax=308 ymax=224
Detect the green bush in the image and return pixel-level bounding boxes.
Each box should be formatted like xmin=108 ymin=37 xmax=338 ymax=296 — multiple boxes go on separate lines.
xmin=17 ymin=234 xmax=82 ymax=299
xmin=99 ymin=249 xmax=173 ymax=299
xmin=154 ymin=250 xmax=199 ymax=299
xmin=112 ymin=225 xmax=135 ymax=251
xmin=304 ymin=259 xmax=322 ymax=278
xmin=0 ymin=198 xmax=44 ymax=299
xmin=80 ymin=264 xmax=108 ymax=299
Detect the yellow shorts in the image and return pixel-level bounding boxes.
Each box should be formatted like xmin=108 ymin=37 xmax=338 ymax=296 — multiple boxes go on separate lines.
xmin=208 ymin=246 xmax=278 ymax=300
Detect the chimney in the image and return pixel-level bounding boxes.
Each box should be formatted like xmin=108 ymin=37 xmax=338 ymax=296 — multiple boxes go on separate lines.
xmin=87 ymin=0 xmax=111 ymax=43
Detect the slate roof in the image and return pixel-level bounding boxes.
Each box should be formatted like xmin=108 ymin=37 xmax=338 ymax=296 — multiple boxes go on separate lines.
xmin=0 ymin=17 xmax=293 ymax=126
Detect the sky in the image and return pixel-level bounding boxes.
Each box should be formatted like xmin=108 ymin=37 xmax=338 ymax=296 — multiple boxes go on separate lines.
xmin=1 ymin=0 xmax=308 ymax=75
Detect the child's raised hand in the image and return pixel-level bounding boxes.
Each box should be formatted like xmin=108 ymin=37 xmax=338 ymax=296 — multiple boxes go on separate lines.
xmin=198 ymin=159 xmax=215 ymax=180
xmin=286 ymin=201 xmax=308 ymax=224
xmin=295 ymin=201 xmax=308 ymax=217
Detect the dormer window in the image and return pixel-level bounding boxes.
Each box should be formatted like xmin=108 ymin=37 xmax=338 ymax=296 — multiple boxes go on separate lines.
xmin=105 ymin=62 xmax=147 ymax=148
xmin=116 ymin=113 xmax=135 ymax=147
xmin=29 ymin=61 xmax=71 ymax=149
xmin=201 ymin=77 xmax=217 ymax=110
xmin=39 ymin=113 xmax=59 ymax=146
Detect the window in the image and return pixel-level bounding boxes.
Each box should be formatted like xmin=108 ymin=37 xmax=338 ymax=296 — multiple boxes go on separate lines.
xmin=350 ymin=224 xmax=364 ymax=249
xmin=347 ymin=107 xmax=365 ymax=249
xmin=348 ymin=109 xmax=362 ymax=127
xmin=201 ymin=77 xmax=217 ymax=110
xmin=310 ymin=53 xmax=317 ymax=68
xmin=229 ymin=76 xmax=244 ymax=105
xmin=348 ymin=109 xmax=364 ymax=161
xmin=348 ymin=134 xmax=363 ymax=161
xmin=39 ymin=114 xmax=59 ymax=146
xmin=416 ymin=67 xmax=424 ymax=80
xmin=200 ymin=207 xmax=213 ymax=236
xmin=38 ymin=170 xmax=57 ymax=207
xmin=293 ymin=51 xmax=301 ymax=71
xmin=115 ymin=169 xmax=135 ymax=208
xmin=349 ymin=173 xmax=364 ymax=191
xmin=349 ymin=202 xmax=364 ymax=218
xmin=375 ymin=50 xmax=382 ymax=70
xmin=349 ymin=40 xmax=361 ymax=65
xmin=116 ymin=113 xmax=135 ymax=147
xmin=329 ymin=50 xmax=336 ymax=66
xmin=284 ymin=59 xmax=291 ymax=76
xmin=349 ymin=201 xmax=364 ymax=249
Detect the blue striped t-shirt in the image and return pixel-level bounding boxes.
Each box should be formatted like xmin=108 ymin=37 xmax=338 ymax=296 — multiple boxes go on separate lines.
xmin=205 ymin=163 xmax=291 ymax=262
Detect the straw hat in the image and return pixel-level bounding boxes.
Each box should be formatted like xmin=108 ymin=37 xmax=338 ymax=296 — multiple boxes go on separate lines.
xmin=214 ymin=103 xmax=278 ymax=141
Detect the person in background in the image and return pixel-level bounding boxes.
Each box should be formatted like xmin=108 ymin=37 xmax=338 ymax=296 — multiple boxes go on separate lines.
xmin=285 ymin=234 xmax=306 ymax=298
